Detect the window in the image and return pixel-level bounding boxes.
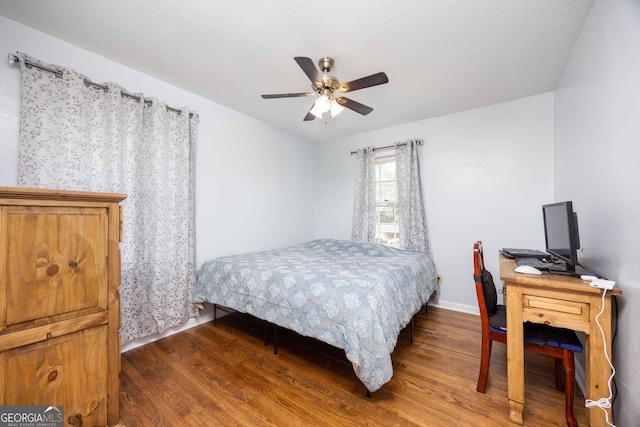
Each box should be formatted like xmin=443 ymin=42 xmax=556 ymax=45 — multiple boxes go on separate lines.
xmin=375 ymin=155 xmax=399 ymax=246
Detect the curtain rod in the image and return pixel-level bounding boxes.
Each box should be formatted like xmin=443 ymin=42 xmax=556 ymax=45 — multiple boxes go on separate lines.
xmin=8 ymin=53 xmax=192 ymax=117
xmin=349 ymin=139 xmax=422 ymax=155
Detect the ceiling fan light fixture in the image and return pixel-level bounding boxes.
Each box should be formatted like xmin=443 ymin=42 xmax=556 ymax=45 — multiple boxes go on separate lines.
xmin=329 ymin=98 xmax=344 ymax=117
xmin=310 ymin=94 xmax=331 ymax=118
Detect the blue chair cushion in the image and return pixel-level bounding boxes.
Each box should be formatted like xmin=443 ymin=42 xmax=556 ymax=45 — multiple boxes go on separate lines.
xmin=488 ymin=305 xmax=583 ymax=353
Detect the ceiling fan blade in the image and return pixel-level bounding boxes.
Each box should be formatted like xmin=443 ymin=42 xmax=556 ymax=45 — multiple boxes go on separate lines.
xmin=261 ymin=92 xmax=315 ymax=99
xmin=303 ymin=111 xmax=315 ymax=121
xmin=294 ymin=56 xmax=322 ymax=83
xmin=338 ymin=72 xmax=389 ymax=93
xmin=336 ymin=97 xmax=374 ymax=115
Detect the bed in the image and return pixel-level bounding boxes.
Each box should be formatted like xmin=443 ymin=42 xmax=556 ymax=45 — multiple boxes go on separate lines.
xmin=192 ymin=238 xmax=438 ymax=392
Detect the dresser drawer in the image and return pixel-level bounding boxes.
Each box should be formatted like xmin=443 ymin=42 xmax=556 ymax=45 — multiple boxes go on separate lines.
xmin=522 ymin=294 xmax=590 ymax=333
xmin=1 ymin=206 xmax=108 ymax=332
xmin=0 ymin=325 xmax=107 ymax=427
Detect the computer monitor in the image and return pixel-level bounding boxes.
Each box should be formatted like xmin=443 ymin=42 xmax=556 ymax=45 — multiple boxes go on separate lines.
xmin=542 ymin=201 xmax=581 ymax=273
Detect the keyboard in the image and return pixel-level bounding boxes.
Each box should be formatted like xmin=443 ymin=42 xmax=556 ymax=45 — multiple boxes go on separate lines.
xmin=516 ymin=257 xmax=548 ymax=269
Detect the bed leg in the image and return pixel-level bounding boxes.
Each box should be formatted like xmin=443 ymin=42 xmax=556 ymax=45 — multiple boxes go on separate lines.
xmin=213 ymin=304 xmax=217 ymax=324
xmin=264 ymin=320 xmax=268 ymax=347
xmin=366 ymin=390 xmax=371 ymax=398
xmin=425 ymin=303 xmax=428 ymax=315
xmin=410 ymin=318 xmax=414 ymax=344
xmin=274 ymin=324 xmax=278 ymax=355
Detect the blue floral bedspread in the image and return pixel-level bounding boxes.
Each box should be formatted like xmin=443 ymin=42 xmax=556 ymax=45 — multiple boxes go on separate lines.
xmin=193 ymin=238 xmax=438 ymax=391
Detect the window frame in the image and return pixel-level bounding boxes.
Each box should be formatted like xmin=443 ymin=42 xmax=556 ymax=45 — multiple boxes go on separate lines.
xmin=374 ymin=154 xmax=399 ymax=247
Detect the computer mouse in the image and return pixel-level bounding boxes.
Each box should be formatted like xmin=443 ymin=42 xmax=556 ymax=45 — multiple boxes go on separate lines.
xmin=514 ymin=265 xmax=542 ymax=275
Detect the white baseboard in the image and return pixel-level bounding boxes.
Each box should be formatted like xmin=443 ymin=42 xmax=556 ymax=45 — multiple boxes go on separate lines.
xmin=121 ymin=309 xmax=215 ymax=353
xmin=430 ymin=300 xmax=479 ymax=316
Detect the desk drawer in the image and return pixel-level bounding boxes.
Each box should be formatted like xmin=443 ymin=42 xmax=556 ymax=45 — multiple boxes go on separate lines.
xmin=522 ymin=295 xmax=590 ymax=333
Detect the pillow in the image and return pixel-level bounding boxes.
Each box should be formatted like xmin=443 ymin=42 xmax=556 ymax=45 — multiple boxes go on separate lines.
xmin=481 ymin=269 xmax=498 ymax=315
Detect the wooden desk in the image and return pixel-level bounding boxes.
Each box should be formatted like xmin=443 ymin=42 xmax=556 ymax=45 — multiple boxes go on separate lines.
xmin=500 ymin=255 xmax=621 ymax=426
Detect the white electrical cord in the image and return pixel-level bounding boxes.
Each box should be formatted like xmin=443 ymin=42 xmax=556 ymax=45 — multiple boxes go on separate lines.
xmin=584 ymin=289 xmax=616 ymax=427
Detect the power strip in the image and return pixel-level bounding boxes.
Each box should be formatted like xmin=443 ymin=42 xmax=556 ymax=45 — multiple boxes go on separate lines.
xmin=590 ymin=279 xmax=616 ymax=290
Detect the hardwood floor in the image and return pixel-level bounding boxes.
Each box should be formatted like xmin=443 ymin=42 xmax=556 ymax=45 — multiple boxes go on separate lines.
xmin=118 ymin=306 xmax=586 ymax=426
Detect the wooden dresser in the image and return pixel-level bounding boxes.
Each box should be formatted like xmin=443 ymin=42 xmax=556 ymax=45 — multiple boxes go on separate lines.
xmin=0 ymin=187 xmax=126 ymax=427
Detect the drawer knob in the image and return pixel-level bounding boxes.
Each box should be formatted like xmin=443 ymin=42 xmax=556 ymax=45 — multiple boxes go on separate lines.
xmin=68 ymin=261 xmax=78 ymax=268
xmin=68 ymin=414 xmax=83 ymax=426
xmin=46 ymin=264 xmax=59 ymax=276
xmin=47 ymin=369 xmax=58 ymax=382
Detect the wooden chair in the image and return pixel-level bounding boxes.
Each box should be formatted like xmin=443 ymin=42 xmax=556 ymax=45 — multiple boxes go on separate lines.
xmin=473 ymin=241 xmax=583 ymax=427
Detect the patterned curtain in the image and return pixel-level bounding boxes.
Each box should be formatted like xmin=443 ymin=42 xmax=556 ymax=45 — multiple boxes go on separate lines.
xmin=396 ymin=138 xmax=431 ymax=253
xmin=16 ymin=52 xmax=199 ymax=343
xmin=351 ymin=146 xmax=377 ymax=242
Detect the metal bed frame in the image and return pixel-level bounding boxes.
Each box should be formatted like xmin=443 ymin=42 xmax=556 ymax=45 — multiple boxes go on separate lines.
xmin=212 ymin=303 xmax=430 ymax=397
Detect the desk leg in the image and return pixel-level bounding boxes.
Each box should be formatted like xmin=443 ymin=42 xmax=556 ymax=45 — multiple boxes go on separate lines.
xmin=586 ymin=292 xmax=614 ymax=427
xmin=509 ymin=401 xmax=524 ymax=425
xmin=506 ymin=285 xmax=525 ymax=425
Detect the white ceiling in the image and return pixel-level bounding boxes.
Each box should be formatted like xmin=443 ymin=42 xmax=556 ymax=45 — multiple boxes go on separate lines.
xmin=0 ymin=0 xmax=594 ymax=142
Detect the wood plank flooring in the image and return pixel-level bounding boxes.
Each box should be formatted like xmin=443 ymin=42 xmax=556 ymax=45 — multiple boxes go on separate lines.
xmin=118 ymin=306 xmax=587 ymax=426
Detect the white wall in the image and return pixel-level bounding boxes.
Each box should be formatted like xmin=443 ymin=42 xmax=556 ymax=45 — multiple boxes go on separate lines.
xmin=316 ymin=93 xmax=555 ymax=311
xmin=0 ymin=16 xmax=317 ymax=348
xmin=554 ymin=0 xmax=640 ymax=424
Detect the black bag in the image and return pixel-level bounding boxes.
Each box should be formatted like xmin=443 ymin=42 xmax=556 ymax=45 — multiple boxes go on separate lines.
xmin=481 ymin=269 xmax=498 ymax=315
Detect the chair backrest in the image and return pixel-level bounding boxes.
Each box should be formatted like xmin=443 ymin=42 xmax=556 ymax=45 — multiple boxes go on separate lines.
xmin=474 ymin=241 xmax=498 ymax=329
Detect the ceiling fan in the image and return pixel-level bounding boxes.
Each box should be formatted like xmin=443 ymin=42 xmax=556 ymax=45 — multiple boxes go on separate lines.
xmin=261 ymin=57 xmax=389 ymax=121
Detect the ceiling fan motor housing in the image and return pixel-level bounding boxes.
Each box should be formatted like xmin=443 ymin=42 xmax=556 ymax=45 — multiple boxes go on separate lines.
xmin=311 ymin=57 xmax=339 ymax=93
xmin=313 ymin=75 xmax=340 ymax=93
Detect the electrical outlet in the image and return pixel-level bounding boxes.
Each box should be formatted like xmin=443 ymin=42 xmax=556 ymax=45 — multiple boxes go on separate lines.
xmin=437 ymin=275 xmax=442 ymax=285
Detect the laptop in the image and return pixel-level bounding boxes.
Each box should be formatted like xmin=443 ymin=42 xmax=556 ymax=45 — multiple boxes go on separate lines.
xmin=501 ymin=248 xmax=548 ymax=259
